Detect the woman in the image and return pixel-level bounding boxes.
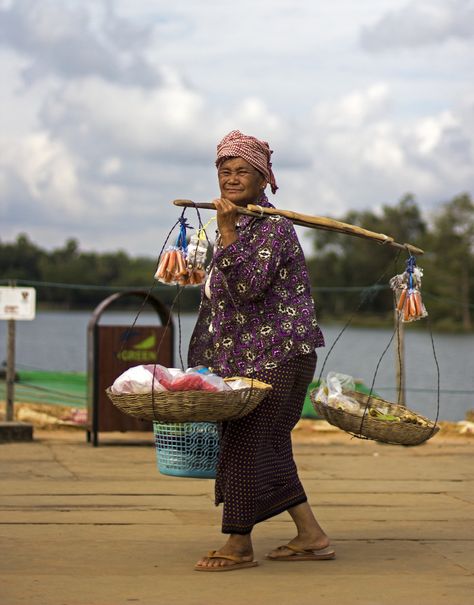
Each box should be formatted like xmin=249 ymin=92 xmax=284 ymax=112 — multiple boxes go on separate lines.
xmin=189 ymin=130 xmax=334 ymax=571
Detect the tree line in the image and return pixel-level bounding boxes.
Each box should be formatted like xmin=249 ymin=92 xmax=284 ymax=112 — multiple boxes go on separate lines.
xmin=306 ymin=193 xmax=473 ymax=331
xmin=0 ymin=236 xmax=201 ymax=311
xmin=1 ymin=193 xmax=472 ymax=331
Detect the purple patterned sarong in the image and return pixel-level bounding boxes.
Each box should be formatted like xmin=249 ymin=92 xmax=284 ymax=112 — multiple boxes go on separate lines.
xmin=217 ymin=352 xmax=317 ymax=534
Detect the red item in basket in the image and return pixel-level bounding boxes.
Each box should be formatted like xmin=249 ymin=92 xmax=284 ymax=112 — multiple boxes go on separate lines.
xmin=143 ymin=364 xmax=172 ymax=385
xmin=167 ymin=372 xmax=204 ymax=391
xmin=140 ymin=364 xmax=230 ymax=392
xmin=200 ymin=380 xmax=219 ymax=392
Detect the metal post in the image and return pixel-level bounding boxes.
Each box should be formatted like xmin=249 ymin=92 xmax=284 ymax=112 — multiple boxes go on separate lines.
xmin=394 ymin=310 xmax=406 ymax=406
xmin=6 ymin=318 xmax=16 ymax=421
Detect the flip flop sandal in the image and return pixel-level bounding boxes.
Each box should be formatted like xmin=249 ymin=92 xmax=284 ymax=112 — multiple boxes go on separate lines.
xmin=265 ymin=544 xmax=336 ymax=561
xmin=194 ymin=550 xmax=259 ymax=572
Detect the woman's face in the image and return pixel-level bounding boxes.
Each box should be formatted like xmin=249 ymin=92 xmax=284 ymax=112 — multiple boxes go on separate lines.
xmin=217 ymin=157 xmax=266 ymax=206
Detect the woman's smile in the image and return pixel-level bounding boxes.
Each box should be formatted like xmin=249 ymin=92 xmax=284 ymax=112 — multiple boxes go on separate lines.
xmin=217 ymin=157 xmax=266 ymax=205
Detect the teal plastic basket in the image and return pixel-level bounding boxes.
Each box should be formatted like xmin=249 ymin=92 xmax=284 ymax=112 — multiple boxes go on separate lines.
xmin=153 ymin=422 xmax=219 ymax=478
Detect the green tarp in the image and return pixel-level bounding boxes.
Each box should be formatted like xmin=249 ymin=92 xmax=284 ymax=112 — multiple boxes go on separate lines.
xmin=0 ymin=370 xmax=87 ymax=407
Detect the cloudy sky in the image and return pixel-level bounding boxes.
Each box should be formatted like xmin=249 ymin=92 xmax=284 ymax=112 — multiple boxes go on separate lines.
xmin=1 ymin=0 xmax=473 ymax=258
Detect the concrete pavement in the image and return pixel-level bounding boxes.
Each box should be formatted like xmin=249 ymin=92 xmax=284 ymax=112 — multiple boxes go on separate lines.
xmin=0 ymin=426 xmax=473 ymax=605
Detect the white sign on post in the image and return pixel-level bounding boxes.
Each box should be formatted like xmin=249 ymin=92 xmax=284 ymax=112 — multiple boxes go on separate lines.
xmin=0 ymin=287 xmax=36 ymax=321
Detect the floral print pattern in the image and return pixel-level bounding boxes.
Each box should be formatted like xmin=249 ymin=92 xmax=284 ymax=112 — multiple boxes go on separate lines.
xmin=188 ymin=198 xmax=324 ymax=375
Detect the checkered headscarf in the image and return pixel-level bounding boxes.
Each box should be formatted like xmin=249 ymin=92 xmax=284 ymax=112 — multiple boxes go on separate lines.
xmin=215 ymin=130 xmax=278 ymax=194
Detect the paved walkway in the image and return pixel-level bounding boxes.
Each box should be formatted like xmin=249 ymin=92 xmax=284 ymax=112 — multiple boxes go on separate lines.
xmin=0 ymin=426 xmax=473 ymax=605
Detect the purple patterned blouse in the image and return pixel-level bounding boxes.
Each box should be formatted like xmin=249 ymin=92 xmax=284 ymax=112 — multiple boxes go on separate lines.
xmin=188 ymin=198 xmax=325 ymax=377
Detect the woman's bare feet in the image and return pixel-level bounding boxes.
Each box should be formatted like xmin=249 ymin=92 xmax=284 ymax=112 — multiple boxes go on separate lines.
xmin=195 ymin=534 xmax=255 ymax=570
xmin=265 ymin=534 xmax=332 ymax=559
xmin=266 ymin=501 xmax=333 ymax=559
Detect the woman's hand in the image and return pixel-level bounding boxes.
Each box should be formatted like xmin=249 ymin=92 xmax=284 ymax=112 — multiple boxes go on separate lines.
xmin=213 ymin=197 xmax=238 ymax=248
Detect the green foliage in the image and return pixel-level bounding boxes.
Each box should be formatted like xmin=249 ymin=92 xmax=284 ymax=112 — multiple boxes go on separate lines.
xmin=0 ymin=233 xmax=46 ymax=280
xmin=420 ymin=194 xmax=474 ymax=330
xmin=0 ymin=236 xmax=200 ymax=312
xmin=307 ymin=193 xmax=473 ymax=330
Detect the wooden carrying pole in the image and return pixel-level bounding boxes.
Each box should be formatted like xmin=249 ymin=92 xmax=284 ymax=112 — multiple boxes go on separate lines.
xmin=173 ymin=200 xmax=424 ymax=255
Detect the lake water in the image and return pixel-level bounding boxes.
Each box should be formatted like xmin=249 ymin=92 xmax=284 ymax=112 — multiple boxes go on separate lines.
xmin=1 ymin=310 xmax=473 ymax=422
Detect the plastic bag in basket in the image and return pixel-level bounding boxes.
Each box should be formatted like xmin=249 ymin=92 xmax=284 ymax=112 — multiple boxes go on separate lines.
xmin=110 ymin=364 xmax=233 ymax=394
xmin=314 ymin=372 xmax=363 ymax=416
xmin=110 ymin=365 xmax=168 ymax=394
xmin=184 ymin=366 xmax=231 ymax=392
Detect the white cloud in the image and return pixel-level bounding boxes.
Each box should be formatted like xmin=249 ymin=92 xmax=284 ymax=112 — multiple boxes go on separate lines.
xmin=0 ymin=0 xmax=473 ymax=257
xmin=0 ymin=132 xmax=82 ymax=215
xmin=361 ymin=0 xmax=474 ymax=51
xmin=413 ymin=111 xmax=459 ymax=154
xmin=312 ymin=84 xmax=391 ymax=130
xmin=2 ymin=77 xmax=474 ymax=255
xmin=40 ymin=74 xmax=208 ymax=157
xmin=0 ymin=0 xmax=158 ymax=85
xmin=100 ymin=157 xmax=122 ymax=177
xmin=303 ymin=84 xmax=474 ymax=215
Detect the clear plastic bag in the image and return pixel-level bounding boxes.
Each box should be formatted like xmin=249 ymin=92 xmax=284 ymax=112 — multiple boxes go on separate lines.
xmin=226 ymin=378 xmax=252 ymax=391
xmin=314 ymin=372 xmax=363 ymax=416
xmin=154 ymin=218 xmax=210 ymax=287
xmin=163 ymin=366 xmax=231 ymax=392
xmin=185 ymin=366 xmax=231 ymax=392
xmin=112 ymin=363 xmax=232 ymax=393
xmin=111 ymin=365 xmax=167 ymax=394
xmin=186 ymin=232 xmax=209 ymax=286
xmin=200 ymin=373 xmax=231 ymax=392
xmin=186 ymin=233 xmax=209 ymax=268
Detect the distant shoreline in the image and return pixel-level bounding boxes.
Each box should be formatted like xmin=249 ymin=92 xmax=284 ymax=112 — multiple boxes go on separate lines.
xmin=27 ymin=306 xmax=474 ymax=334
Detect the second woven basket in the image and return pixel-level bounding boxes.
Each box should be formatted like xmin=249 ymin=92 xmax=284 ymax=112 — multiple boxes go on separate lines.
xmin=311 ymin=389 xmax=439 ymax=446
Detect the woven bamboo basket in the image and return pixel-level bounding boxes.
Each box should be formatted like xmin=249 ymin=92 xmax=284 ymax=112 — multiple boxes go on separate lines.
xmin=311 ymin=389 xmax=439 ymax=446
xmin=106 ymin=377 xmax=272 ymax=422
